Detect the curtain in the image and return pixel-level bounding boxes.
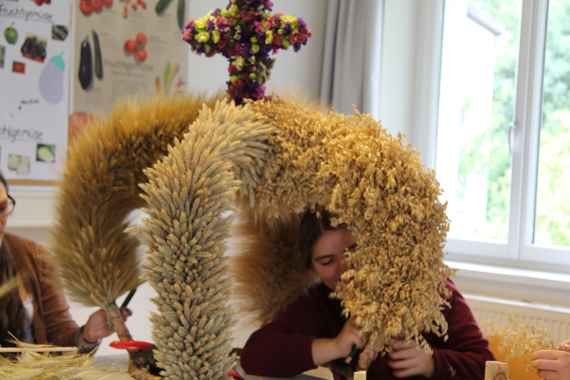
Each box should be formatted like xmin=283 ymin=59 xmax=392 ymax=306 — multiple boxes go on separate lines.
xmin=320 ymin=0 xmax=384 ymax=118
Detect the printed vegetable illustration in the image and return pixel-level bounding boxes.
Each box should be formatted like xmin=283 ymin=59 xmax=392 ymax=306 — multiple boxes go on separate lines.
xmin=80 ymin=0 xmax=93 ymax=15
xmin=7 ymin=154 xmax=30 ymax=175
xmin=78 ymin=37 xmax=93 ymax=90
xmin=163 ymin=62 xmax=178 ymax=94
xmin=0 ymin=46 xmax=5 ymax=68
xmin=12 ymin=61 xmax=25 ymax=74
xmin=37 ymin=144 xmax=56 ymax=163
xmin=93 ymin=0 xmax=104 ymax=13
xmin=121 ymin=0 xmax=146 ymax=18
xmin=7 ymin=155 xmax=20 ymax=171
xmin=4 ymin=25 xmax=18 ymax=45
xmin=155 ymin=0 xmax=174 ymax=15
xmin=52 ymin=25 xmax=69 ymax=41
xmin=21 ymin=35 xmax=47 ymax=63
xmin=135 ymin=32 xmax=147 ymax=46
xmin=92 ymin=30 xmax=103 ymax=80
xmin=124 ymin=39 xmax=137 ymax=54
xmin=177 ymin=0 xmax=185 ymax=31
xmin=135 ymin=49 xmax=147 ymax=62
xmin=39 ymin=53 xmax=65 ymax=104
xmin=124 ymin=32 xmax=148 ymax=62
xmin=154 ymin=76 xmax=160 ymax=93
xmin=80 ymin=0 xmax=112 ymax=16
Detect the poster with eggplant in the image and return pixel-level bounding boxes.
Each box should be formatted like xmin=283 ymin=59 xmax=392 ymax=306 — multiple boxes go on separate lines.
xmin=0 ymin=0 xmax=71 ymax=183
xmin=72 ymin=0 xmax=189 ymax=118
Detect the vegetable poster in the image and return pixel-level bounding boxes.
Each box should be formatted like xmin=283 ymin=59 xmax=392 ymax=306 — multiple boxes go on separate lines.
xmin=0 ymin=0 xmax=71 ymax=183
xmin=71 ymin=0 xmax=189 ymax=125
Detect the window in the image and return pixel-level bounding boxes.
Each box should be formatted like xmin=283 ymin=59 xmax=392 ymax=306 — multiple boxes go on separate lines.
xmin=437 ymin=1 xmax=520 ymax=243
xmin=419 ymin=0 xmax=570 ymax=271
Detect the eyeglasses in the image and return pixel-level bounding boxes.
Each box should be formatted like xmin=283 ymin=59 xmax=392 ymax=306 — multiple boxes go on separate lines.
xmin=0 ymin=195 xmax=15 ymax=218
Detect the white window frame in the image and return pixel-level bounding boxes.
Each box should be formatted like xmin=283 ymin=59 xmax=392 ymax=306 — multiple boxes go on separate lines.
xmin=411 ymin=0 xmax=570 ymax=277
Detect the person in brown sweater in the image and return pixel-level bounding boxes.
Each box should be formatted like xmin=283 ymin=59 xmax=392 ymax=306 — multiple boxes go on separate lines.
xmin=240 ymin=209 xmax=493 ymax=380
xmin=0 ymin=172 xmax=130 ymax=352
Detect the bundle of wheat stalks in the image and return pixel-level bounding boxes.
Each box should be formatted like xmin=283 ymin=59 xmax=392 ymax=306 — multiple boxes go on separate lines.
xmin=141 ymin=100 xmax=273 ymax=379
xmin=232 ymin=97 xmax=452 ymax=353
xmin=53 ymin=95 xmax=257 ymax=380
xmin=51 ymin=95 xmax=228 ymax=379
xmin=52 ymin=95 xmax=218 ymax=309
xmin=0 ymin=343 xmax=130 ymax=380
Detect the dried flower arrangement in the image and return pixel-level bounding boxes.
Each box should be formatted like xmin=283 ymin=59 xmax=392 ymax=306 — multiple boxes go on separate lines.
xmin=232 ymin=97 xmax=453 ymax=353
xmin=183 ymin=0 xmax=311 ymax=104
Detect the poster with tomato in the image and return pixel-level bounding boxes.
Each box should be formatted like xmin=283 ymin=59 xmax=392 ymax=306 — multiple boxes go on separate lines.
xmin=72 ymin=0 xmax=189 ymax=118
xmin=0 ymin=0 xmax=71 ymax=183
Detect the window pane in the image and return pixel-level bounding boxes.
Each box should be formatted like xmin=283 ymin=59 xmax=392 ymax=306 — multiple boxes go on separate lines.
xmin=534 ymin=0 xmax=570 ymax=247
xmin=436 ymin=0 xmax=521 ymax=242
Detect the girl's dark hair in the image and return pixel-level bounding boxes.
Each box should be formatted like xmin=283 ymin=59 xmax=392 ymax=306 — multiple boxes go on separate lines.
xmin=0 ymin=171 xmax=26 ymax=345
xmin=297 ymin=207 xmax=336 ymax=268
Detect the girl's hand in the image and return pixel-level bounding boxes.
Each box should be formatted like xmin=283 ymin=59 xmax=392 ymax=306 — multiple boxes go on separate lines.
xmin=358 ymin=344 xmax=379 ymax=370
xmin=82 ymin=308 xmax=132 ymax=342
xmin=533 ymin=349 xmax=570 ymax=380
xmin=334 ymin=317 xmax=363 ymax=358
xmin=558 ymin=340 xmax=570 ymax=352
xmin=388 ymin=340 xmax=435 ymax=378
xmin=311 ymin=318 xmax=363 ymax=366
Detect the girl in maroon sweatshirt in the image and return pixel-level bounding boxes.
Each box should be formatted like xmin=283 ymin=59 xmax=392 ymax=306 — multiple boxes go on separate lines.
xmin=240 ymin=209 xmax=493 ymax=380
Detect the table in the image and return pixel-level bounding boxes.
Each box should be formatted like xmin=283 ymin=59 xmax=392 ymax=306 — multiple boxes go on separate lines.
xmin=93 ymin=355 xmax=333 ymax=379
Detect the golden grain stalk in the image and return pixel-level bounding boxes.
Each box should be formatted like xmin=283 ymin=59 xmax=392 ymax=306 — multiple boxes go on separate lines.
xmin=140 ymin=100 xmax=273 ymax=379
xmin=51 ymin=95 xmax=217 ymax=310
xmin=0 ymin=341 xmax=129 ymax=380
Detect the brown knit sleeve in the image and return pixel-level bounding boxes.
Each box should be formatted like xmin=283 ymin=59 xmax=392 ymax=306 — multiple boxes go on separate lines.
xmin=28 ymin=240 xmax=81 ymax=347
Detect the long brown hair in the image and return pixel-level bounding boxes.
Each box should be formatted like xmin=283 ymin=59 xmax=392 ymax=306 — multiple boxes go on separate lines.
xmin=0 ymin=172 xmax=27 ymax=345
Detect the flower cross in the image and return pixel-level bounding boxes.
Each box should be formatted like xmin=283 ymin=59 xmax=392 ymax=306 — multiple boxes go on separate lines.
xmin=183 ymin=0 xmax=311 ymax=104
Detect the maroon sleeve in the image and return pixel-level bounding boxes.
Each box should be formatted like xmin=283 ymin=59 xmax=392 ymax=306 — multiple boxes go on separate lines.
xmin=240 ymin=292 xmax=324 ymax=377
xmin=430 ymin=281 xmax=494 ymax=380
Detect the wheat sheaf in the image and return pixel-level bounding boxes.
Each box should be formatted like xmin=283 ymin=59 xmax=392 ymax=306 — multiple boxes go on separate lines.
xmin=52 ymin=94 xmax=450 ymax=380
xmin=231 ymin=97 xmax=452 ymax=353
